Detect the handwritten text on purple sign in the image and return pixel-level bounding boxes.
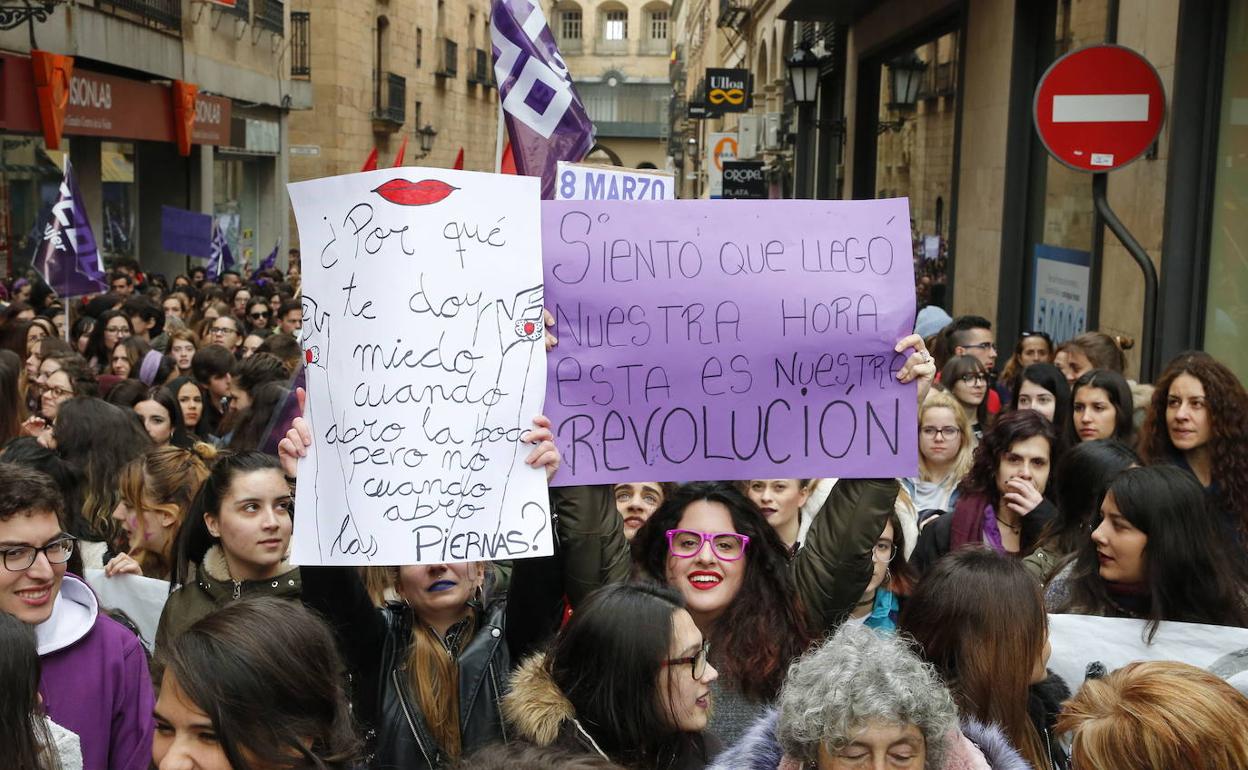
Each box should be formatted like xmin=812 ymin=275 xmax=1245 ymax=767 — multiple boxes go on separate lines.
xmin=542 ymin=198 xmax=918 ymax=485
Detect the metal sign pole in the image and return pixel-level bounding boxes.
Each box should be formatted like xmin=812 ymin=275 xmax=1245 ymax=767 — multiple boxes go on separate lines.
xmin=1091 ymin=172 xmax=1158 ymax=380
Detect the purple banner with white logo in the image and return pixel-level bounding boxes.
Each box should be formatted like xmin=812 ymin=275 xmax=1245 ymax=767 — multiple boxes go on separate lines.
xmin=32 ymin=159 xmax=107 ymax=298
xmin=204 ymin=219 xmax=235 ymax=282
xmin=160 ymin=205 xmax=214 ymax=257
xmin=491 ymin=0 xmax=595 ymax=199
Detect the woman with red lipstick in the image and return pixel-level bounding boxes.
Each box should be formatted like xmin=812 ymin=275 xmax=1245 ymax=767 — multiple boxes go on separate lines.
xmin=1046 ymin=465 xmax=1248 ymax=637
xmin=1139 ymin=351 xmax=1248 ymax=538
xmin=1070 ymin=370 xmax=1134 ymax=446
xmin=743 ymin=479 xmax=812 ymax=552
xmin=155 ymin=451 xmax=299 ymax=653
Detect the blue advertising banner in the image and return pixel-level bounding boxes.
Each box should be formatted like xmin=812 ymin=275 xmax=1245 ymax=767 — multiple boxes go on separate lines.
xmin=1030 ymin=244 xmax=1090 ymax=343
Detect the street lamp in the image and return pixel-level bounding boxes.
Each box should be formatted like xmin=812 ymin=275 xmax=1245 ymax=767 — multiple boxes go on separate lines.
xmin=886 ymin=53 xmax=927 ymax=110
xmin=417 ymin=124 xmax=438 ymax=157
xmin=785 ymin=42 xmax=822 ymax=106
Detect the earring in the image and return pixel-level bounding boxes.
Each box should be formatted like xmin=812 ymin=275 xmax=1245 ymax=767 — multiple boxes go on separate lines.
xmin=883 ymin=568 xmax=892 ymax=587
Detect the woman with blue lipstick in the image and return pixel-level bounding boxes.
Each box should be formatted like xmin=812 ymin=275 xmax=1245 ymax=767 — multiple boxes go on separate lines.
xmin=280 ymin=397 xmax=575 ymax=770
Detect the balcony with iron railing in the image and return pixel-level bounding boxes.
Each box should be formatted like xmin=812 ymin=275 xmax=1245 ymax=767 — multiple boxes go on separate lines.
xmin=717 ymin=0 xmax=751 ymax=29
xmin=93 ymin=0 xmax=181 ymax=33
xmin=290 ymin=11 xmax=311 ymax=77
xmin=468 ymin=48 xmax=493 ymax=88
xmin=594 ymin=37 xmax=629 ymax=55
xmin=436 ymin=38 xmax=458 ymax=79
xmin=256 ymin=0 xmax=284 ymax=34
xmin=372 ymin=72 xmax=406 ymax=131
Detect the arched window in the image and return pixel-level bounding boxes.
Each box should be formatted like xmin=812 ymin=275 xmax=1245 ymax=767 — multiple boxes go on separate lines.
xmin=644 ymin=2 xmax=670 ymax=40
xmin=555 ymin=1 xmax=583 ymax=41
xmin=600 ymin=2 xmax=628 ymax=41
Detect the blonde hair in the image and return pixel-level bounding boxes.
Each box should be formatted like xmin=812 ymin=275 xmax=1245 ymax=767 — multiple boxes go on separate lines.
xmin=917 ymin=390 xmax=974 ymax=484
xmin=1057 ymin=661 xmax=1248 ymax=770
xmin=120 ymin=443 xmax=216 ymax=577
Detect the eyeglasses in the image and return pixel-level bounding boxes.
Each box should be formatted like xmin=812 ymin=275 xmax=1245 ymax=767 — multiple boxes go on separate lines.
xmin=872 ymin=540 xmax=898 ymax=563
xmin=920 ymin=426 xmax=960 ymax=440
xmin=210 ymin=325 xmax=237 ymax=335
xmin=45 ymin=385 xmax=74 ymax=400
xmin=662 ymin=640 xmax=711 ymax=680
xmin=666 ymin=529 xmax=750 ymax=561
xmin=958 ymin=373 xmax=987 ymax=385
xmin=2 ymin=536 xmax=76 ymax=571
xmin=962 ymin=341 xmax=996 ymax=352
xmin=249 ymin=311 xmax=271 ymax=320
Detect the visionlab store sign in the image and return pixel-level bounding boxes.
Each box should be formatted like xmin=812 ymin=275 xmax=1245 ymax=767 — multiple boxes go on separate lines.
xmin=705 ymin=68 xmax=752 ymax=113
xmin=722 ymin=161 xmax=767 ymax=199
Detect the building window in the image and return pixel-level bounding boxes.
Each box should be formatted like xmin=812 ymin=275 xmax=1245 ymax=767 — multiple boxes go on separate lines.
xmin=560 ymin=10 xmax=582 ymax=39
xmin=604 ymin=10 xmax=627 ymax=40
xmin=649 ymin=10 xmax=668 ymax=40
xmin=417 ymin=28 xmax=423 ymax=68
xmin=414 ymin=101 xmax=422 ymax=130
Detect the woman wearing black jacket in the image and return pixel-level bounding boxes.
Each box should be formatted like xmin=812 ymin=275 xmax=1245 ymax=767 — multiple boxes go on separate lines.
xmin=281 ymin=408 xmax=578 ymax=769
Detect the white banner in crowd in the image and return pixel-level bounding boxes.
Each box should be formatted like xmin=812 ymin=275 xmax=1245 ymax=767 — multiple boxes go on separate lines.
xmin=555 ymin=161 xmax=676 ymax=201
xmin=1048 ymin=614 xmax=1248 ymax=695
xmin=85 ymin=570 xmax=169 ymax=652
xmin=287 ymin=169 xmax=551 ymax=566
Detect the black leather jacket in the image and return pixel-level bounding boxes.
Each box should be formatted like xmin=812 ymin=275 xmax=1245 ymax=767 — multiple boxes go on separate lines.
xmin=301 ymin=568 xmax=511 ymax=770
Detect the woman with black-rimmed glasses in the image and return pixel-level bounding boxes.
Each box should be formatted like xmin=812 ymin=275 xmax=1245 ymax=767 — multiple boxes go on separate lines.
xmin=505 ymin=582 xmax=720 ymax=769
xmin=941 ymin=354 xmax=990 ymax=442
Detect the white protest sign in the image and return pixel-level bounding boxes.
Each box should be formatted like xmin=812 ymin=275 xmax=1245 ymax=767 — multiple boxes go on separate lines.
xmin=287 ymin=169 xmax=552 ymax=566
xmin=1048 ymin=614 xmax=1248 ymax=695
xmin=85 ymin=570 xmax=169 ymax=651
xmin=555 ymin=161 xmax=676 ymax=201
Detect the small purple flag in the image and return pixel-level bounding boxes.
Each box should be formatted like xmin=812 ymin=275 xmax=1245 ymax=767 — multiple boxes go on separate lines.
xmin=258 ymin=240 xmax=279 ymax=272
xmin=204 ymin=218 xmax=235 ymax=283
xmin=161 ymin=205 xmax=213 ymax=257
xmin=32 ymin=158 xmax=107 ymax=298
xmin=491 ymin=0 xmax=595 ymax=199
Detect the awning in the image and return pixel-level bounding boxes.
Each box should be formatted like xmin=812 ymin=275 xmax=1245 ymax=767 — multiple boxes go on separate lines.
xmin=779 ymin=0 xmax=881 ymax=22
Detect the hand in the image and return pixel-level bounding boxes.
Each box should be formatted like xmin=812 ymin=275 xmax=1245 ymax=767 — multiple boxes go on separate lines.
xmin=543 ymin=308 xmax=558 ymax=352
xmin=895 ymin=333 xmax=936 ymax=404
xmin=1001 ymin=477 xmax=1044 ymax=517
xmin=21 ymin=415 xmax=46 ymax=438
xmin=104 ymin=552 xmax=143 ymax=577
xmin=277 ymin=388 xmax=312 ymax=479
xmin=523 ymin=415 xmax=561 ymax=482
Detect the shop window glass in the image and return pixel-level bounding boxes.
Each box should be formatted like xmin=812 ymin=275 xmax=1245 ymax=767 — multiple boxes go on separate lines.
xmin=1204 ymin=0 xmax=1248 ymax=380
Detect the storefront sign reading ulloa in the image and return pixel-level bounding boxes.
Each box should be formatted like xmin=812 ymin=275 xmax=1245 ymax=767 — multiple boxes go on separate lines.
xmin=705 ymin=68 xmax=751 ymax=113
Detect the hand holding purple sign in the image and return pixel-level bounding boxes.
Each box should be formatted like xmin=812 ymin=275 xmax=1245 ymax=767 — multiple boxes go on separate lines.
xmin=542 ymin=198 xmax=920 ymax=485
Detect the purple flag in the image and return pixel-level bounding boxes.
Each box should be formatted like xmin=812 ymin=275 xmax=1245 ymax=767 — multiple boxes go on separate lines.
xmin=32 ymin=159 xmax=107 ymax=298
xmin=259 ymin=240 xmax=279 ymax=272
xmin=491 ymin=0 xmax=595 ymax=198
xmin=204 ymin=219 xmax=235 ymax=283
xmin=160 ymin=205 xmax=213 ymax=257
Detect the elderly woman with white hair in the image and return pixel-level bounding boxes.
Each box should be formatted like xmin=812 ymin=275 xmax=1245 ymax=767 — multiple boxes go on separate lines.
xmin=710 ymin=624 xmax=1030 ymax=770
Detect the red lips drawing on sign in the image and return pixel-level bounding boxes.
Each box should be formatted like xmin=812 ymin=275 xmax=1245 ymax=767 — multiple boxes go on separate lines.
xmin=372 ymin=178 xmax=458 ymax=206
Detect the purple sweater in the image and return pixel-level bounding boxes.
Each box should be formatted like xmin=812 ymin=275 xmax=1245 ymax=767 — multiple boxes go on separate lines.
xmin=36 ymin=575 xmax=155 ymax=770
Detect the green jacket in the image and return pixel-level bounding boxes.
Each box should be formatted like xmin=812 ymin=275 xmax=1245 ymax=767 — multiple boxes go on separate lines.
xmin=154 ymin=545 xmax=302 ymax=657
xmin=549 ymin=478 xmax=899 ymax=632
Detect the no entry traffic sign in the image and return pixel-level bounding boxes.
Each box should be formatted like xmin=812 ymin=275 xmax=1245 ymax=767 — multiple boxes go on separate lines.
xmin=1033 ymin=44 xmax=1165 ymax=173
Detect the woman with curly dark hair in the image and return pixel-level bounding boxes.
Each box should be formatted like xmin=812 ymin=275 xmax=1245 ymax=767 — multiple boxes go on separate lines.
xmin=912 ymin=409 xmax=1058 ymax=574
xmin=1138 ymin=351 xmax=1248 ymax=538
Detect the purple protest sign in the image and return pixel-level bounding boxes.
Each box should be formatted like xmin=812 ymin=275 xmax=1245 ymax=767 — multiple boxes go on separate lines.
xmin=543 ymin=198 xmax=919 ymax=485
xmin=32 ymin=158 xmax=107 ymax=298
xmin=491 ymin=0 xmax=595 ymax=199
xmin=160 ymin=205 xmax=213 ymax=257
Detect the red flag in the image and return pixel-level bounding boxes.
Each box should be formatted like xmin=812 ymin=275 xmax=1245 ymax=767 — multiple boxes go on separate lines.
xmin=453 ymin=148 xmax=465 ymax=170
xmin=361 ymin=147 xmax=378 ymax=172
xmin=500 ymin=141 xmax=517 ymax=175
xmin=392 ymin=136 xmax=408 ymax=167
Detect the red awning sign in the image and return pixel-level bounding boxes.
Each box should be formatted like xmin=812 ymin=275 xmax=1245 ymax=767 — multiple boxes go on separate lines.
xmin=1033 ymin=44 xmax=1166 ymax=173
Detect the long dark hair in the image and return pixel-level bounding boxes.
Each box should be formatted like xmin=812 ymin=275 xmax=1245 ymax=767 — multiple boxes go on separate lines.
xmin=1036 ymin=440 xmax=1138 ymax=559
xmin=899 ymin=549 xmax=1052 ymax=770
xmin=83 ymin=309 xmax=131 ymax=372
xmin=958 ymin=409 xmax=1057 ymax=503
xmin=1055 ymin=465 xmax=1248 ymax=638
xmin=0 ymin=613 xmax=60 ymax=770
xmin=632 ymin=482 xmax=810 ymax=701
xmin=52 ymin=396 xmax=151 ymax=542
xmin=229 ymin=381 xmax=290 ymax=452
xmin=1139 ymin=351 xmax=1248 ymax=533
xmin=0 ymin=349 xmax=23 ymax=444
xmin=171 ymin=451 xmax=285 ymax=587
xmin=139 ymin=385 xmax=193 ymax=449
xmin=1009 ymin=363 xmax=1073 ymax=447
xmin=1071 ymin=369 xmax=1135 ymax=444
xmin=158 ymin=598 xmax=360 ymax=769
xmin=548 ymin=583 xmax=702 ymax=767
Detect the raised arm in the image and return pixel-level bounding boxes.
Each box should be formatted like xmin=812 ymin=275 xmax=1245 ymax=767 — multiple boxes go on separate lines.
xmin=792 ymin=477 xmax=900 ymax=631
xmin=550 ymin=483 xmax=631 ymax=607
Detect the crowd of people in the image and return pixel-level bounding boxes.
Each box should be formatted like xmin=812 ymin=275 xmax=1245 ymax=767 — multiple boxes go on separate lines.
xmin=1 ymin=262 xmax=1247 ymax=770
